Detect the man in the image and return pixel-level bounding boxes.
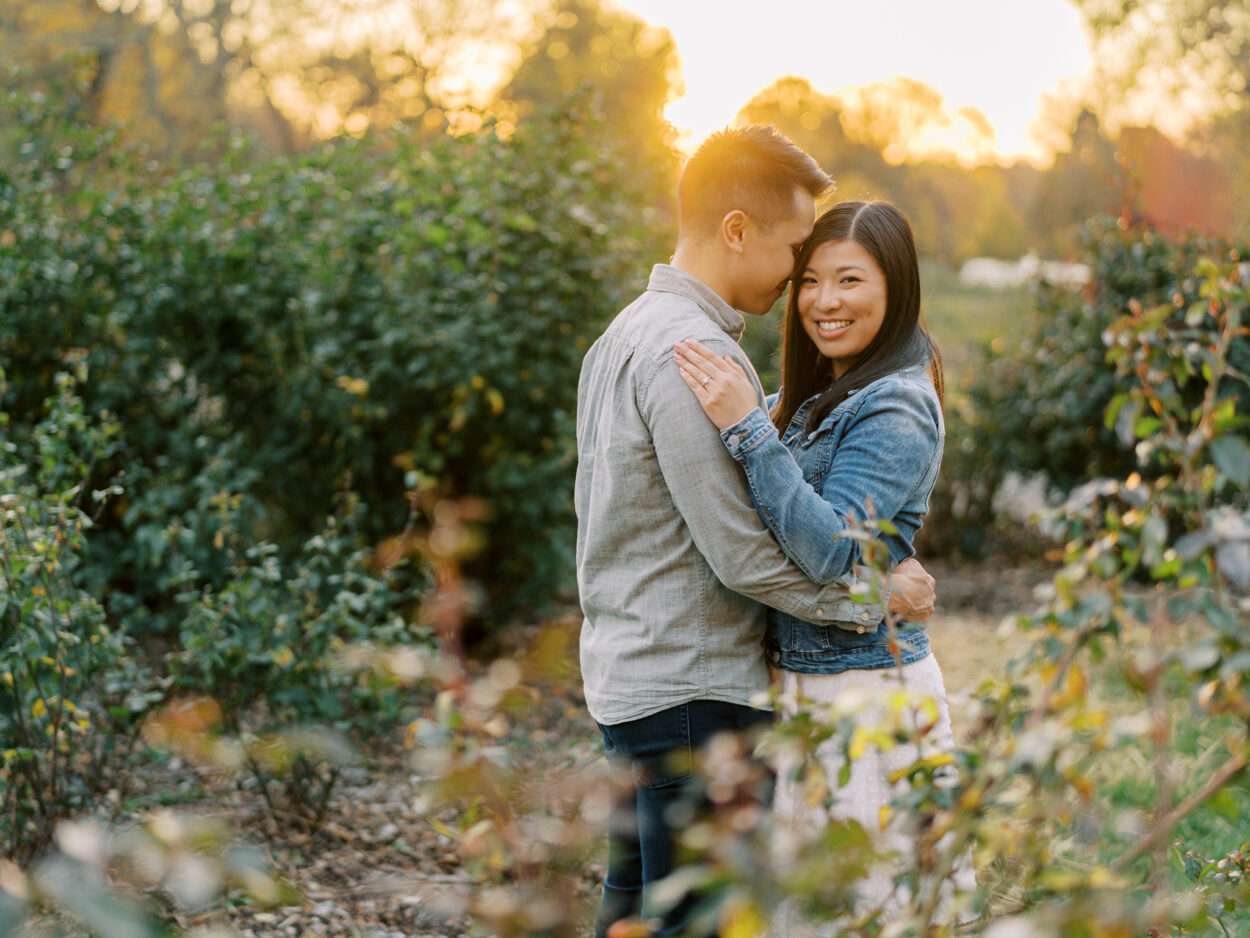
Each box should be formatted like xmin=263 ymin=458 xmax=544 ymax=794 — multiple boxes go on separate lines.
xmin=575 ymin=125 xmax=936 ymax=936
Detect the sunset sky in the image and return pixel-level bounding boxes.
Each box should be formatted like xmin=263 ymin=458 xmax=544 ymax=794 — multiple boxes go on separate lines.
xmin=609 ymin=0 xmax=1094 ymax=163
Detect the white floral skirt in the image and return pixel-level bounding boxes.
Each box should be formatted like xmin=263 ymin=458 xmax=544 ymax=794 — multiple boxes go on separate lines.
xmin=769 ymin=654 xmax=975 ymax=935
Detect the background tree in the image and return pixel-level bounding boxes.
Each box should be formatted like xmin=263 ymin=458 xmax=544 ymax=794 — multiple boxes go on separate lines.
xmin=0 ymin=0 xmax=529 ymax=154
xmin=1074 ymin=0 xmax=1250 ymax=108
xmin=0 ymin=0 xmax=224 ymax=148
xmin=837 ymin=76 xmax=997 ymax=166
xmin=1073 ymin=0 xmax=1250 ymax=235
xmin=736 ymin=77 xmax=1036 ymax=264
xmin=498 ymin=0 xmax=683 ymax=206
xmin=735 ymin=76 xmax=898 ymax=201
xmin=1030 ymin=108 xmax=1124 ymax=254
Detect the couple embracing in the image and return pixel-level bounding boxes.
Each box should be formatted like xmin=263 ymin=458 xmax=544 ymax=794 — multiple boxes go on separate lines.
xmin=575 ymin=126 xmax=958 ymax=936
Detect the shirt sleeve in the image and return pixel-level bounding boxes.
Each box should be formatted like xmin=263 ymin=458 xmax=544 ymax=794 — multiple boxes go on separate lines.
xmin=638 ymin=341 xmax=881 ymax=628
xmin=720 ymin=383 xmax=941 ymax=585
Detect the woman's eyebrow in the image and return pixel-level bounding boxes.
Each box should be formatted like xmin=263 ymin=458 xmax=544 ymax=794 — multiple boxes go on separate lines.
xmin=835 ymin=264 xmax=867 ymax=273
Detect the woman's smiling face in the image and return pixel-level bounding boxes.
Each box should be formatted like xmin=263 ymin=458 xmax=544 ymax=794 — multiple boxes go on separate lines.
xmin=797 ymin=239 xmax=888 ymax=378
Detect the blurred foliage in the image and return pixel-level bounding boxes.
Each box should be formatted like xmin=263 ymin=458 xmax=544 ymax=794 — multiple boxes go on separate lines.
xmin=0 ymin=364 xmax=158 ymax=864
xmin=0 ymin=69 xmax=662 ymax=869
xmin=2 ymin=808 xmax=303 ymax=934
xmin=499 ymin=0 xmax=682 ymax=209
xmin=5 ymin=0 xmax=1245 ymax=261
xmin=1073 ymin=0 xmax=1250 ymax=238
xmin=1030 ymin=109 xmax=1124 ymax=251
xmin=738 ymin=71 xmax=1246 ymax=260
xmin=0 ymin=76 xmax=663 ymax=632
xmin=738 ymin=77 xmax=1043 ymax=263
xmin=0 ymin=0 xmax=533 ymax=151
xmin=0 ymin=362 xmax=421 ymax=862
xmin=961 ymin=217 xmax=1250 ymax=502
xmin=1075 ymin=0 xmax=1250 ymax=107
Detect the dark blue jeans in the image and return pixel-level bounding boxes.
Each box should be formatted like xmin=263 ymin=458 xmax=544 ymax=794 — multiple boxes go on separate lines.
xmin=594 ymin=699 xmax=774 ymax=938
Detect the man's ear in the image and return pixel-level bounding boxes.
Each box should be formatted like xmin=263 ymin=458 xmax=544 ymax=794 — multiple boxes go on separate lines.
xmin=720 ymin=209 xmax=747 ymax=254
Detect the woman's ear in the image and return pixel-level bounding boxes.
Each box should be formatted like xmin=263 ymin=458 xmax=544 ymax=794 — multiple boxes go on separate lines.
xmin=720 ymin=209 xmax=747 ymax=254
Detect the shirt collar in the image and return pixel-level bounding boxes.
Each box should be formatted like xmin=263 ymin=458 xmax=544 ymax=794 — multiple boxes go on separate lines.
xmin=646 ymin=264 xmax=746 ymax=342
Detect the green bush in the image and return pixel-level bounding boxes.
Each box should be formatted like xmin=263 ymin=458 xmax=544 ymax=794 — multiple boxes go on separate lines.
xmin=170 ymin=492 xmax=423 ymax=732
xmin=0 ymin=78 xmax=666 ymax=856
xmin=0 ymin=365 xmax=159 ymax=863
xmin=925 ymin=218 xmax=1250 ymax=557
xmin=0 ymin=83 xmax=665 ymax=632
xmin=969 ymin=218 xmax=1250 ymax=495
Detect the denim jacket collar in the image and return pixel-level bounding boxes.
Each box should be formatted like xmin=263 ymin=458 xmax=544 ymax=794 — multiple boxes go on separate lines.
xmin=646 ymin=264 xmax=746 ymax=342
xmin=797 ymin=362 xmax=933 ymax=444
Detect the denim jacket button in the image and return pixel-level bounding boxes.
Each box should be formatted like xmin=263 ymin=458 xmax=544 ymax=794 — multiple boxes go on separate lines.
xmin=815 ymin=608 xmax=824 ymax=616
xmin=730 ymin=433 xmax=743 ymax=446
xmin=856 ymin=625 xmax=866 ymax=634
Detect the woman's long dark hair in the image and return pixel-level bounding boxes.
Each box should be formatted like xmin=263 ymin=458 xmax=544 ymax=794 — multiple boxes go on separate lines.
xmin=772 ymin=201 xmax=944 ymax=434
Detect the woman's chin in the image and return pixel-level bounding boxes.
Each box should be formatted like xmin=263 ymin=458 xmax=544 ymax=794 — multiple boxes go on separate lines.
xmin=810 ymin=337 xmax=848 ymax=359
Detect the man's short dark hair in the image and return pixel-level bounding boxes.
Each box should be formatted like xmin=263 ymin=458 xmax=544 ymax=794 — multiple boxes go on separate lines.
xmin=678 ymin=125 xmax=833 ymax=238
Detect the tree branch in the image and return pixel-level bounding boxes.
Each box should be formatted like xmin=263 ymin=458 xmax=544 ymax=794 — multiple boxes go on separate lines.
xmin=1111 ymin=750 xmax=1249 ymax=872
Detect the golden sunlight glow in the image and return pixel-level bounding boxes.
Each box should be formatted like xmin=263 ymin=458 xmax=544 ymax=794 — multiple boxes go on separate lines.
xmin=610 ymin=0 xmax=1095 ymax=164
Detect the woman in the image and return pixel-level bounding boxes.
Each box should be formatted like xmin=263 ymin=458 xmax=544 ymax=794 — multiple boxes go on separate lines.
xmin=673 ymin=200 xmax=967 ymax=923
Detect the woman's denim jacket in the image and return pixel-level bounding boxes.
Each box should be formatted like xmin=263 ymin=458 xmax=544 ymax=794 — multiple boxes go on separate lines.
xmin=718 ymin=363 xmax=944 ymax=674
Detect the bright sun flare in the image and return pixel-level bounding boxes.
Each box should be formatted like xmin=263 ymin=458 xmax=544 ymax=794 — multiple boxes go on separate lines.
xmin=609 ymin=0 xmax=1094 ymax=164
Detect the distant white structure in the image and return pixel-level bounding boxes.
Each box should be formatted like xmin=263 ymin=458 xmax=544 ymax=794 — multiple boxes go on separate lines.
xmin=959 ymin=254 xmax=1091 ymax=290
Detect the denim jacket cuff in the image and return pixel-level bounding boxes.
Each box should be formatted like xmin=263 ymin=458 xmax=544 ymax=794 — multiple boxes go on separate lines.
xmin=720 ymin=408 xmax=774 ymax=460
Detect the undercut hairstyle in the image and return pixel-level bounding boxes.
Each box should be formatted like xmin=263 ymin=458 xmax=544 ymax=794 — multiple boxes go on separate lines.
xmin=677 ymin=125 xmax=833 ymax=238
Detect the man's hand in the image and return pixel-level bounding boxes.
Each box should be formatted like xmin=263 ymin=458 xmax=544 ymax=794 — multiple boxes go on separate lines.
xmin=886 ymin=557 xmax=936 ymax=621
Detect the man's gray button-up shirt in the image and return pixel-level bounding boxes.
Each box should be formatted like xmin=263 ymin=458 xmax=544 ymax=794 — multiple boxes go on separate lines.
xmin=575 ymin=264 xmax=880 ymax=725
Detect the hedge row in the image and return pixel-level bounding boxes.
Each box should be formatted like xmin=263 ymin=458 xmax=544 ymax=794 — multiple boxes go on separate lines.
xmin=0 ymin=86 xmax=666 ymax=634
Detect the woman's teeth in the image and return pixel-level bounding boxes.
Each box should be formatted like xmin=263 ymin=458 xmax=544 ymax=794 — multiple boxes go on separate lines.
xmin=816 ymin=320 xmax=852 ymax=335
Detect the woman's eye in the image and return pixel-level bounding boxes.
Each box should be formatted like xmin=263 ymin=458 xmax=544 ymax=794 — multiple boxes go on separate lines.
xmin=799 ymin=277 xmax=817 ymax=286
xmin=840 ymin=277 xmax=860 ymax=285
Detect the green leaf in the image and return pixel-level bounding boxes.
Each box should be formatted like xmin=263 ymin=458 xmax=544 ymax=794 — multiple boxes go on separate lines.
xmin=1179 ymin=644 xmax=1219 ymax=672
xmin=1104 ymin=392 xmax=1129 ymax=431
xmin=1208 ymin=787 xmax=1243 ymax=822
xmin=1216 ymin=542 xmax=1250 ymax=589
xmin=1211 ymin=399 xmax=1238 ymax=433
xmin=1220 ymin=649 xmax=1250 ymax=675
xmin=1210 ymin=435 xmax=1250 ymax=488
